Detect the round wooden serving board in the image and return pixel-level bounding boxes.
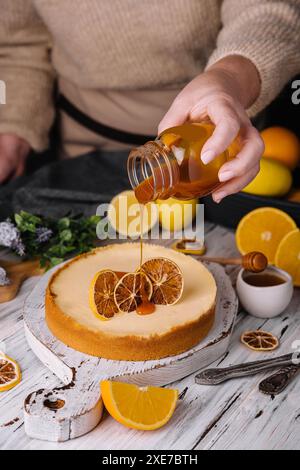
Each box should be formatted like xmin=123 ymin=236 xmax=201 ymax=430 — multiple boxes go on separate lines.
xmin=23 ymin=261 xmax=238 ymax=442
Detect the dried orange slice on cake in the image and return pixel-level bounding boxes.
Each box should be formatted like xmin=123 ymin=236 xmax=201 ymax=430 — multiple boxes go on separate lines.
xmin=140 ymin=257 xmax=183 ymax=305
xmin=236 ymin=207 xmax=297 ymax=263
xmin=0 ymin=353 xmax=21 ymax=392
xmin=241 ymin=330 xmax=279 ymax=351
xmin=89 ymin=269 xmax=120 ymax=319
xmin=114 ymin=272 xmax=153 ymax=313
xmin=101 ymin=380 xmax=178 ymax=430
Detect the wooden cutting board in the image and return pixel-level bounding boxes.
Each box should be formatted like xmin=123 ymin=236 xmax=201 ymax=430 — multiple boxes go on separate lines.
xmin=0 ymin=259 xmax=44 ymax=303
xmin=23 ymin=262 xmax=238 ymax=442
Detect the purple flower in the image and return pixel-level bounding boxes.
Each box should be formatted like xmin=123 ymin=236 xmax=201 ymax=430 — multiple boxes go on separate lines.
xmin=0 ymin=219 xmax=25 ymax=256
xmin=36 ymin=227 xmax=53 ymax=244
xmin=0 ymin=267 xmax=10 ymax=286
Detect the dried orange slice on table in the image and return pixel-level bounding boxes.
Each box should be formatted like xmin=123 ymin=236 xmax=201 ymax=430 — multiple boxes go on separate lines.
xmin=140 ymin=257 xmax=184 ymax=305
xmin=101 ymin=380 xmax=178 ymax=430
xmin=236 ymin=207 xmax=297 ymax=264
xmin=275 ymin=228 xmax=300 ymax=286
xmin=89 ymin=269 xmax=120 ymax=319
xmin=241 ymin=330 xmax=279 ymax=351
xmin=114 ymin=272 xmax=153 ymax=313
xmin=0 ymin=353 xmax=21 ymax=392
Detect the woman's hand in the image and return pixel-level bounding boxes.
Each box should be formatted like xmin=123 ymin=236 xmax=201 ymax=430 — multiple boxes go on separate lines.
xmin=0 ymin=134 xmax=30 ymax=183
xmin=158 ymin=56 xmax=264 ymax=203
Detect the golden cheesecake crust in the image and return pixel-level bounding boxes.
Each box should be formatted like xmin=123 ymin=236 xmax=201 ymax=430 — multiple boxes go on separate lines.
xmin=45 ymin=245 xmax=216 ymax=361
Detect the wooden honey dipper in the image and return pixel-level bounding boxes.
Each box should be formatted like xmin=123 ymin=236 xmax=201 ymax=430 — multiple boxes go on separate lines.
xmin=199 ymin=251 xmax=268 ymax=273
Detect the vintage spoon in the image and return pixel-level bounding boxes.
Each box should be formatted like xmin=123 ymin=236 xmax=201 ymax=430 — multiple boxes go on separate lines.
xmin=0 ymin=259 xmax=44 ymax=303
xmin=259 ymin=364 xmax=300 ymax=395
xmin=195 ymin=353 xmax=300 ymax=385
xmin=199 ymin=251 xmax=268 ymax=273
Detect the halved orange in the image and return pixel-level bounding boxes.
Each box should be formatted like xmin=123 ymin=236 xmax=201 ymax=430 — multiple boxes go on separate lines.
xmin=0 ymin=353 xmax=21 ymax=392
xmin=236 ymin=207 xmax=297 ymax=263
xmin=101 ymin=380 xmax=178 ymax=430
xmin=140 ymin=257 xmax=183 ymax=305
xmin=89 ymin=269 xmax=120 ymax=319
xmin=114 ymin=272 xmax=153 ymax=313
xmin=275 ymin=228 xmax=300 ymax=286
xmin=241 ymin=330 xmax=279 ymax=351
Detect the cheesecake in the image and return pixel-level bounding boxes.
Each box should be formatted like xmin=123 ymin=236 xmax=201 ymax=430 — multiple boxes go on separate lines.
xmin=45 ymin=243 xmax=216 ymax=361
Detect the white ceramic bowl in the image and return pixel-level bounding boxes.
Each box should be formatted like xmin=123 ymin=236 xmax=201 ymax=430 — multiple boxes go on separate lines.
xmin=236 ymin=266 xmax=293 ymax=318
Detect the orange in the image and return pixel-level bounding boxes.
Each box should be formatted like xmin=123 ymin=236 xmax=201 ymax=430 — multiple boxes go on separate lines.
xmin=89 ymin=269 xmax=120 ymax=320
xmin=275 ymin=228 xmax=300 ymax=286
xmin=236 ymin=207 xmax=297 ymax=263
xmin=101 ymin=380 xmax=178 ymax=430
xmin=0 ymin=353 xmax=21 ymax=392
xmin=241 ymin=330 xmax=279 ymax=351
xmin=261 ymin=126 xmax=300 ymax=170
xmin=114 ymin=272 xmax=153 ymax=313
xmin=140 ymin=257 xmax=184 ymax=305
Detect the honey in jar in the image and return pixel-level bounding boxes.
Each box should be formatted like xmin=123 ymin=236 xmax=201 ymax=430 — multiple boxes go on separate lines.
xmin=127 ymin=123 xmax=230 ymax=204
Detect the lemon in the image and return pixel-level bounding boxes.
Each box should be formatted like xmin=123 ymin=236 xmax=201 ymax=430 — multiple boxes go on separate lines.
xmin=101 ymin=380 xmax=178 ymax=431
xmin=156 ymin=197 xmax=198 ymax=232
xmin=108 ymin=190 xmax=158 ymax=238
xmin=242 ymin=158 xmax=292 ymax=197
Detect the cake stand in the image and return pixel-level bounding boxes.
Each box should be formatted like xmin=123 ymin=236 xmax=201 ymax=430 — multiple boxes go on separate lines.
xmin=23 ymin=262 xmax=238 ymax=442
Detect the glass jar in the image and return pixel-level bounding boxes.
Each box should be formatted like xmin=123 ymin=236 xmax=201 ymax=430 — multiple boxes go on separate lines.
xmin=127 ymin=123 xmax=229 ymax=204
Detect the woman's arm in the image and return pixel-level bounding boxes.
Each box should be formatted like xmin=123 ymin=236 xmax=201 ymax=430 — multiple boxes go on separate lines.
xmin=159 ymin=55 xmax=263 ymax=203
xmin=159 ymin=0 xmax=300 ymax=202
xmin=0 ymin=0 xmax=55 ymax=181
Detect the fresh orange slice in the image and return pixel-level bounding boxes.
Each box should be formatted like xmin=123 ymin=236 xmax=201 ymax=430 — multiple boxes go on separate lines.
xmin=275 ymin=228 xmax=300 ymax=286
xmin=114 ymin=272 xmax=153 ymax=314
xmin=89 ymin=269 xmax=120 ymax=319
xmin=241 ymin=330 xmax=279 ymax=351
xmin=0 ymin=353 xmax=21 ymax=392
xmin=140 ymin=257 xmax=183 ymax=305
xmin=101 ymin=380 xmax=178 ymax=430
xmin=236 ymin=207 xmax=297 ymax=263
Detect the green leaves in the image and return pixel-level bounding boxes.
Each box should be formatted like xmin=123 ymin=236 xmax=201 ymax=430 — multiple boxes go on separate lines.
xmin=10 ymin=211 xmax=101 ymax=269
xmin=15 ymin=211 xmax=42 ymax=233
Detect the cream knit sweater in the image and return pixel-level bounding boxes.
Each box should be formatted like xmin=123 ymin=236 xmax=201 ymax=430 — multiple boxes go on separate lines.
xmin=0 ymin=0 xmax=299 ymax=153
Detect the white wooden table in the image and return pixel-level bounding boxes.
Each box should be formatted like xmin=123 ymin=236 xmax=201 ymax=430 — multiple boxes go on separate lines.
xmin=1 ymin=223 xmax=300 ymax=450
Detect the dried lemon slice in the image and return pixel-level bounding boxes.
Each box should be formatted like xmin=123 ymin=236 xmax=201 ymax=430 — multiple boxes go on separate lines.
xmin=114 ymin=272 xmax=153 ymax=314
xmin=241 ymin=330 xmax=279 ymax=351
xmin=140 ymin=257 xmax=183 ymax=305
xmin=0 ymin=353 xmax=21 ymax=392
xmin=89 ymin=269 xmax=120 ymax=319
